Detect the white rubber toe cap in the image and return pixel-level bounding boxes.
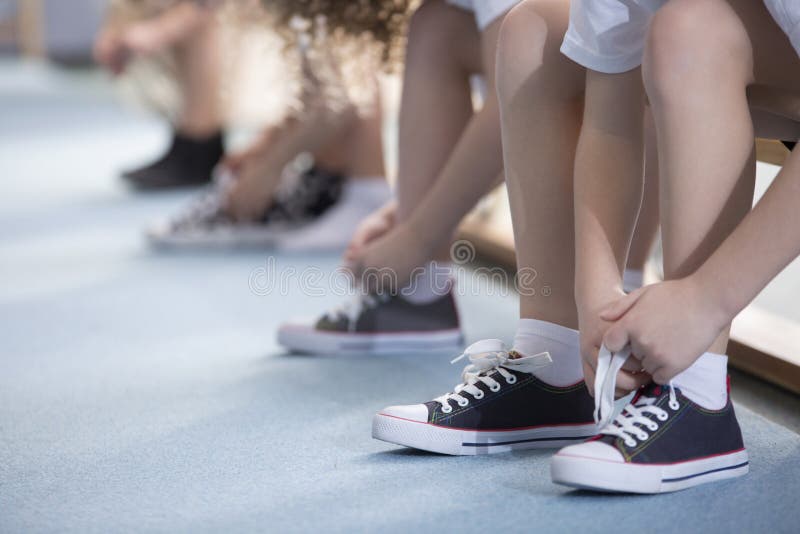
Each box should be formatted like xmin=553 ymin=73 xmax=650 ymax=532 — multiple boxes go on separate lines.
xmin=379 ymin=404 xmax=429 ymax=423
xmin=557 ymin=440 xmax=624 ymax=462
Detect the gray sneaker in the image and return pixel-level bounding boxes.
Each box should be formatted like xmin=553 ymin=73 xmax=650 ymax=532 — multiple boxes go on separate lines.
xmin=277 ymin=292 xmax=464 ymax=355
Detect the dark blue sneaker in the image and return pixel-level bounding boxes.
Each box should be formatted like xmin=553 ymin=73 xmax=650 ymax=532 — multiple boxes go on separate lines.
xmin=373 ymin=340 xmax=598 ymax=455
xmin=551 ymin=381 xmax=748 ymax=493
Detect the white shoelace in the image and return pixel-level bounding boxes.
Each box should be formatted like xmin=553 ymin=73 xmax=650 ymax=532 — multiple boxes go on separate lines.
xmin=593 ymin=345 xmax=680 ymax=447
xmin=324 ymin=292 xmax=390 ymax=332
xmin=433 ymin=339 xmax=552 ymax=413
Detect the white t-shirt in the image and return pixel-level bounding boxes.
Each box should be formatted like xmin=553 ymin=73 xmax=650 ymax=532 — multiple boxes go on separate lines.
xmin=561 ymin=0 xmax=800 ymax=74
xmin=447 ymin=0 xmax=520 ymax=31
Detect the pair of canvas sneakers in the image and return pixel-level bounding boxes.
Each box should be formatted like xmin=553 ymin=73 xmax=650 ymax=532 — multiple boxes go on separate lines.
xmin=278 ymin=291 xmax=749 ymax=494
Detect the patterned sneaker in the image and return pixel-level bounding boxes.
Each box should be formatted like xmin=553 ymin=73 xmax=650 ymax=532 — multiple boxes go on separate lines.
xmin=551 ymin=347 xmax=748 ymax=493
xmin=277 ymin=292 xmax=464 ymax=355
xmin=145 ymin=165 xmax=346 ymax=249
xmin=372 ymin=339 xmax=598 ymax=455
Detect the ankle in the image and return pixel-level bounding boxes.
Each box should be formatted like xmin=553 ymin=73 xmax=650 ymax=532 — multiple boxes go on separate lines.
xmin=176 ymin=122 xmax=222 ymax=140
xmin=513 ymin=318 xmax=583 ymax=387
xmin=671 ymin=352 xmax=729 ymax=410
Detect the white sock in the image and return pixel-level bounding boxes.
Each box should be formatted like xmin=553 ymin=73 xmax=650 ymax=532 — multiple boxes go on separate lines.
xmin=512 ymin=318 xmax=583 ymax=387
xmin=671 ymin=352 xmax=729 ymax=410
xmin=623 ymin=268 xmax=644 ymax=293
xmin=401 ymin=261 xmax=453 ymax=304
xmin=276 ymin=177 xmax=390 ymax=251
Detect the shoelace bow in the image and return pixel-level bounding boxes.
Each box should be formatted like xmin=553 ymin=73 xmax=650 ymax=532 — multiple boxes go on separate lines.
xmin=324 ymin=292 xmax=390 ymax=332
xmin=593 ymin=345 xmax=680 ymax=447
xmin=434 ymin=339 xmax=552 ymax=412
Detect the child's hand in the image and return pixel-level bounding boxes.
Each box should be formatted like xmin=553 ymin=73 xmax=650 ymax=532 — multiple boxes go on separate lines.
xmin=93 ymin=30 xmax=131 ymax=76
xmin=343 ymin=201 xmax=397 ymax=265
xmin=93 ymin=21 xmax=164 ymax=76
xmin=120 ymin=23 xmax=166 ymax=58
xmin=345 ymin=221 xmax=435 ymax=294
xmin=579 ymin=291 xmax=652 ymax=398
xmin=224 ymin=164 xmax=275 ymax=222
xmin=600 ymin=278 xmax=729 ymax=384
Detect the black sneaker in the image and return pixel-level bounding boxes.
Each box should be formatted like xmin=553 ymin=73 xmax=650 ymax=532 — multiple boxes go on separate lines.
xmin=372 ymin=339 xmax=598 ymax=455
xmin=123 ymin=130 xmax=224 ymax=190
xmin=551 ymin=380 xmax=748 ymax=493
xmin=260 ymin=166 xmax=344 ymax=226
xmin=277 ymin=292 xmax=463 ymax=355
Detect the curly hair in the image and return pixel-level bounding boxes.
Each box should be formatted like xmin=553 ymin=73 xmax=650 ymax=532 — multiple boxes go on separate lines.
xmin=260 ymin=0 xmax=417 ymax=68
xmin=106 ymin=0 xmax=416 ymax=121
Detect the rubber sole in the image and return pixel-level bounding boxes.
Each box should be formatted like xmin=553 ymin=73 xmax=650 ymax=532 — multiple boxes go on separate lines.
xmin=146 ymin=226 xmax=283 ymax=249
xmin=372 ymin=413 xmax=598 ymax=455
xmin=277 ymin=325 xmax=464 ymax=355
xmin=551 ymin=448 xmax=749 ymax=493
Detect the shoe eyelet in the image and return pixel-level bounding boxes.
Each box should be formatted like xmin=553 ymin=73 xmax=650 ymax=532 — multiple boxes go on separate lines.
xmin=458 ymin=399 xmax=469 ymax=407
xmin=505 ymin=375 xmax=517 ymax=385
xmin=441 ymin=405 xmax=453 ymax=414
xmin=490 ymin=384 xmax=501 ymax=393
xmin=637 ymin=431 xmax=649 ymax=441
xmin=657 ymin=412 xmax=668 ymax=421
xmin=669 ymin=400 xmax=680 ymax=411
xmin=647 ymin=422 xmax=658 ymax=431
xmin=625 ymin=439 xmax=637 ymax=447
xmin=473 ymin=390 xmax=485 ymax=400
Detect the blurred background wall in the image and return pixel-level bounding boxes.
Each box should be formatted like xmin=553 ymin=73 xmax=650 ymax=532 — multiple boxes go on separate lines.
xmin=0 ymin=0 xmax=106 ymax=62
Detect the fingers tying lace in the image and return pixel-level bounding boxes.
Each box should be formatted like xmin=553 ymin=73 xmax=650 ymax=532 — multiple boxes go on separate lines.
xmin=593 ymin=344 xmax=680 ymax=447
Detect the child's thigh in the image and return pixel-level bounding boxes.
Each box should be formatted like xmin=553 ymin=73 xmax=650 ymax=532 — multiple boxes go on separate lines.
xmin=408 ymin=0 xmax=483 ymax=75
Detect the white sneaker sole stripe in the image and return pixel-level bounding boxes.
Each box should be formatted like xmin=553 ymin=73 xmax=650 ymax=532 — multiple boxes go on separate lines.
xmin=372 ymin=413 xmax=598 ymax=456
xmin=551 ymin=448 xmax=749 ymax=493
xmin=278 ymin=327 xmax=464 ymax=355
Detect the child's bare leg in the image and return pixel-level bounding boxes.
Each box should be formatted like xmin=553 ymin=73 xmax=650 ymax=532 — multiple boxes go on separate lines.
xmin=587 ymin=1 xmax=800 ymax=386
xmin=171 ymin=8 xmax=222 ymax=138
xmin=497 ymin=0 xmax=585 ymax=328
xmin=644 ymin=0 xmax=765 ymax=355
xmin=395 ymin=0 xmax=481 ymax=266
xmin=313 ymin=104 xmax=386 ymax=180
xmin=344 ymin=0 xmax=493 ymax=287
xmin=118 ymin=4 xmax=224 ymax=189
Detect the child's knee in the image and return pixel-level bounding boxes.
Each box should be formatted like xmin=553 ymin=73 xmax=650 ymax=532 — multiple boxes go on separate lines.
xmin=644 ymin=0 xmax=752 ymax=100
xmin=496 ymin=0 xmax=567 ymax=104
xmin=407 ymin=0 xmax=466 ymax=52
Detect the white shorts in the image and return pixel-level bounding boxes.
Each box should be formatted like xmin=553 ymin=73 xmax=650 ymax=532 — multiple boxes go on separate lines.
xmin=447 ymin=0 xmax=520 ymax=31
xmin=561 ymin=0 xmax=800 ymax=74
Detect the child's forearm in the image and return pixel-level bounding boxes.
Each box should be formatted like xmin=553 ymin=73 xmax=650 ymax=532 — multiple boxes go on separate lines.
xmin=692 ymin=147 xmax=800 ymax=321
xmin=574 ymin=70 xmax=646 ymax=306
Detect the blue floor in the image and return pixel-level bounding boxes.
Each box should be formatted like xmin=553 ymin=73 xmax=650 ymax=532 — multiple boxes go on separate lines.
xmin=1 ymin=60 xmax=799 ymax=533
